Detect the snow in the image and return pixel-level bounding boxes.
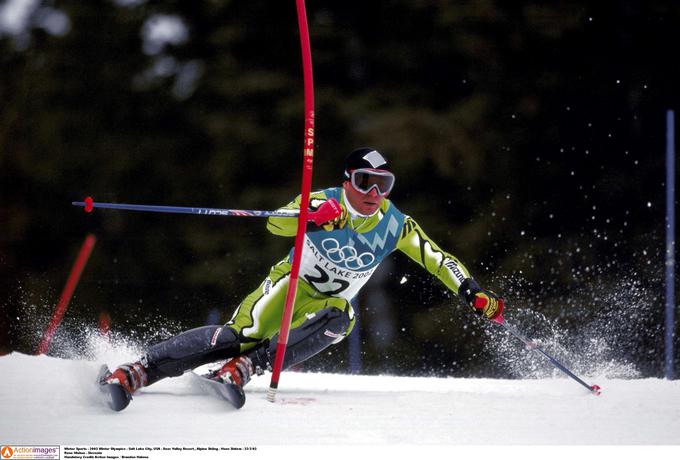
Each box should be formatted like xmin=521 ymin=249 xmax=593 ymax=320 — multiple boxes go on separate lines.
xmin=1 ymin=351 xmax=679 ymax=453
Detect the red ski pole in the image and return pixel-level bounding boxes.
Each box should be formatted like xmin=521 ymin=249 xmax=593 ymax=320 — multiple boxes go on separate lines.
xmin=37 ymin=234 xmax=96 ymax=355
xmin=267 ymin=0 xmax=315 ymax=402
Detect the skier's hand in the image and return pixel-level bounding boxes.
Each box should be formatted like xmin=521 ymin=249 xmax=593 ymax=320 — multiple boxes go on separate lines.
xmin=471 ymin=289 xmax=504 ymax=320
xmin=459 ymin=279 xmax=504 ymax=321
xmin=309 ymin=198 xmax=347 ymax=231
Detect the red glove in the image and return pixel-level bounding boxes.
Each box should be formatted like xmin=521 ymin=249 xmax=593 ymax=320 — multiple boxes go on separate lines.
xmin=309 ymin=198 xmax=346 ymax=230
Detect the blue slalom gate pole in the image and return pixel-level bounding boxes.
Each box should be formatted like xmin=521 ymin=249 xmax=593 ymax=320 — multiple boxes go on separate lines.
xmin=348 ymin=298 xmax=363 ymax=374
xmin=666 ymin=110 xmax=676 ymax=380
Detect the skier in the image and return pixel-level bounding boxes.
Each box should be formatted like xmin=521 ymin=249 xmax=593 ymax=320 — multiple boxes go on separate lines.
xmin=100 ymin=148 xmax=504 ymax=408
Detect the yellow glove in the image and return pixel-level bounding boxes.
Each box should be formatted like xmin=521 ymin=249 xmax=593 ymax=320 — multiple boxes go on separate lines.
xmin=459 ymin=278 xmax=505 ymax=321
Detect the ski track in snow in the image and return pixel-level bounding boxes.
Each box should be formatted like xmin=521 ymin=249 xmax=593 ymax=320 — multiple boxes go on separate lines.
xmin=1 ymin=352 xmax=679 ymax=446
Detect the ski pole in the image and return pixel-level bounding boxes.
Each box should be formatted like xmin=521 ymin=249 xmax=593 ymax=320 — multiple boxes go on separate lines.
xmin=493 ymin=316 xmax=602 ymax=395
xmin=72 ymin=196 xmax=301 ymax=219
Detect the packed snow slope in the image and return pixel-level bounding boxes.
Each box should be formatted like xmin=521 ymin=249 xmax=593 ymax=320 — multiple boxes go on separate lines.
xmin=1 ymin=353 xmax=679 ymax=445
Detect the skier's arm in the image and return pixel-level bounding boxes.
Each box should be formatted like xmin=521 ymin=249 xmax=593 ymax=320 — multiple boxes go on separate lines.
xmin=266 ymin=190 xmax=344 ymax=236
xmin=395 ymin=216 xmax=472 ymax=293
xmin=395 ymin=216 xmax=503 ymax=319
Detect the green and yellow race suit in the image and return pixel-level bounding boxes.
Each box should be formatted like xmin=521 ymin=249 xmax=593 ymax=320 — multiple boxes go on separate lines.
xmin=227 ymin=187 xmax=472 ymax=352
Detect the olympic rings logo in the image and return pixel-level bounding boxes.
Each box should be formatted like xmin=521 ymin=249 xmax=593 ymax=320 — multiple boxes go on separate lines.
xmin=321 ymin=238 xmax=375 ymax=270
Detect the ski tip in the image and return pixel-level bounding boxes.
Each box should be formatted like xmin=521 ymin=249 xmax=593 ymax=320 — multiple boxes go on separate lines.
xmin=107 ymin=384 xmax=133 ymax=411
xmin=590 ymin=384 xmax=602 ymax=396
xmin=84 ymin=196 xmax=94 ymax=213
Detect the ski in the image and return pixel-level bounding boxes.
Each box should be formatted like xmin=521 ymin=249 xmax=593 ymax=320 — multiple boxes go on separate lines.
xmin=96 ymin=364 xmax=132 ymax=411
xmin=190 ymin=371 xmax=246 ymax=409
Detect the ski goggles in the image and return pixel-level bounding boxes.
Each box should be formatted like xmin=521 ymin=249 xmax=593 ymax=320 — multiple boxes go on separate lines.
xmin=349 ymin=168 xmax=395 ymax=196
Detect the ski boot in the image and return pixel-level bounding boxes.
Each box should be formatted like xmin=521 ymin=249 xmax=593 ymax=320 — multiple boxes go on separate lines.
xmin=97 ymin=362 xmax=147 ymax=411
xmin=209 ymin=355 xmax=254 ymax=387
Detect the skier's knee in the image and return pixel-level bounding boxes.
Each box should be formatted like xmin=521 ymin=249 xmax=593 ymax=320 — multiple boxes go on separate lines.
xmin=247 ymin=305 xmax=354 ymax=373
xmin=322 ymin=299 xmax=355 ymax=340
xmin=319 ymin=305 xmax=353 ymax=344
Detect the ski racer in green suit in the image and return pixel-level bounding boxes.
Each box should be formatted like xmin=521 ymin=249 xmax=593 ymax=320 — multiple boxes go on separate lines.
xmin=103 ymin=148 xmax=504 ymax=402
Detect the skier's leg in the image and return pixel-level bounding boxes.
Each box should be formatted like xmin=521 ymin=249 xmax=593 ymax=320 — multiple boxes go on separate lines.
xmin=228 ymin=280 xmax=354 ymax=374
xmin=226 ymin=260 xmax=297 ymax=352
xmin=106 ymin=260 xmax=354 ymax=393
xmin=141 ymin=325 xmax=241 ymax=384
xmin=105 ymin=324 xmax=243 ymax=393
xmin=105 ymin=260 xmax=292 ymax=393
xmin=210 ymin=297 xmax=355 ymax=387
xmin=210 ymin=264 xmax=356 ymax=385
xmin=246 ymin=296 xmax=355 ymax=373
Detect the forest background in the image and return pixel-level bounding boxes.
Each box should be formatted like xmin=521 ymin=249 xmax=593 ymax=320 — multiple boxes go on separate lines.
xmin=1 ymin=0 xmax=679 ymax=378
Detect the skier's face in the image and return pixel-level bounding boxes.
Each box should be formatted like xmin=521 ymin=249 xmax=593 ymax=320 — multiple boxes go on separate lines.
xmin=343 ymin=180 xmax=386 ymax=216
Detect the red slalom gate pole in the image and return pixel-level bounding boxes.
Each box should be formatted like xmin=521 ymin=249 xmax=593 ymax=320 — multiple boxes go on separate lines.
xmin=267 ymin=0 xmax=315 ymax=402
xmin=36 ymin=234 xmax=96 ymax=355
xmin=98 ymin=311 xmax=112 ymax=341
